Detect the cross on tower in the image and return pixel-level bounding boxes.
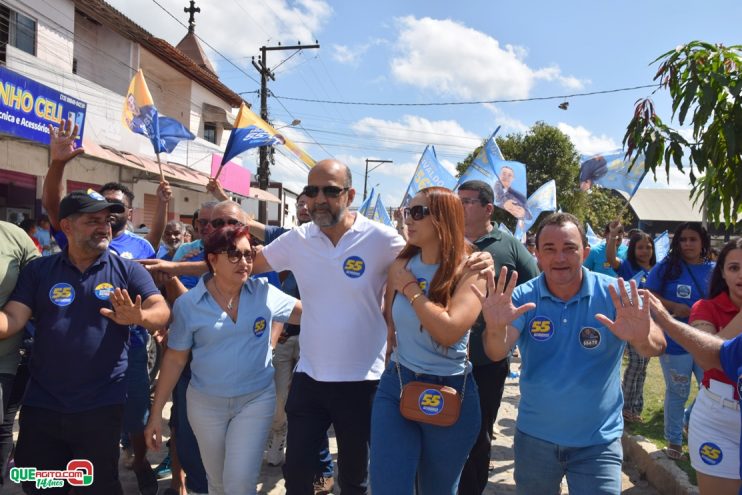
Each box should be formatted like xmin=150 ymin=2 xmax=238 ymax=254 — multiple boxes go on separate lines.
xmin=184 ymin=0 xmax=200 ymax=33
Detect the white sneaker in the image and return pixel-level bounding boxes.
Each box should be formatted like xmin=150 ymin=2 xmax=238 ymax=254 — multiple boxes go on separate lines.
xmin=265 ymin=430 xmax=286 ymax=466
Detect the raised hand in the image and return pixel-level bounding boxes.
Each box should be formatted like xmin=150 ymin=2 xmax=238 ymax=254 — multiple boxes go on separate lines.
xmin=466 ymin=250 xmax=495 ymax=275
xmin=99 ymin=288 xmax=143 ymax=326
xmin=206 ymin=177 xmax=228 ymax=201
xmin=595 ymin=279 xmax=650 ymax=342
xmin=157 ymin=180 xmax=172 ymax=203
xmin=48 ymin=119 xmax=85 ymax=164
xmin=471 ymin=266 xmax=535 ymax=328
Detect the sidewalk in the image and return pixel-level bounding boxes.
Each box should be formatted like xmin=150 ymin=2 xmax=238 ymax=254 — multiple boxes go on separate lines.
xmin=4 ymin=357 xmax=660 ymax=494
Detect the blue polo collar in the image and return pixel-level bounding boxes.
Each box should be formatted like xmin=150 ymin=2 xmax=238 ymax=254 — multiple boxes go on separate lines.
xmin=536 ymin=267 xmax=596 ymax=303
xmin=60 ymin=248 xmax=111 ymax=272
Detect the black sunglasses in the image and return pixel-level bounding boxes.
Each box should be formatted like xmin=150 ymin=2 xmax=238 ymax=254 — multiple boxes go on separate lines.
xmin=403 ymin=205 xmax=431 ymax=221
xmin=302 ymin=185 xmax=349 ymax=198
xmin=218 ymin=248 xmax=256 ymax=264
xmin=210 ymin=218 xmax=244 ymax=229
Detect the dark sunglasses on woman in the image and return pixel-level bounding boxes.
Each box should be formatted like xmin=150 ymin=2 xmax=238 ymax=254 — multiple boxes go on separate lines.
xmin=403 ymin=205 xmax=431 ymax=221
xmin=219 ymin=248 xmax=256 ymax=263
xmin=302 ymin=185 xmax=349 ymax=198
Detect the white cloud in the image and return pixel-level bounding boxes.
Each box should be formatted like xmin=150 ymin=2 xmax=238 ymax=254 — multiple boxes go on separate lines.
xmin=350 ymin=115 xmax=481 ymax=156
xmin=107 ymin=0 xmax=331 ymax=67
xmin=391 ymin=16 xmax=586 ymax=100
xmin=332 ymin=44 xmax=366 ymax=64
xmin=557 ymin=123 xmax=619 ymax=156
xmin=482 ymin=104 xmax=529 ymax=134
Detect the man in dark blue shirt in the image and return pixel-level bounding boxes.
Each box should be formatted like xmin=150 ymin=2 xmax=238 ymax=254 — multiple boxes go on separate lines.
xmin=0 ymin=186 xmax=170 ymax=495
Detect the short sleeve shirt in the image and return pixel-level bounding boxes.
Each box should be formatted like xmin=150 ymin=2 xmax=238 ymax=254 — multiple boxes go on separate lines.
xmin=719 ymin=336 xmax=742 ymax=482
xmin=262 ymin=213 xmax=405 ymax=381
xmin=9 ymin=250 xmax=160 ymax=412
xmin=0 ymin=221 xmax=41 ymax=374
xmin=583 ymin=242 xmax=628 ymax=277
xmin=646 ymin=259 xmax=715 ymax=354
xmin=168 ymin=276 xmax=297 ymax=397
xmin=510 ymin=268 xmax=626 ymax=447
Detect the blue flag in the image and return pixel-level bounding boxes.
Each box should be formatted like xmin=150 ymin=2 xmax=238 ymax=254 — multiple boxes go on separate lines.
xmin=579 ymin=152 xmax=648 ymax=197
xmin=401 ymin=146 xmax=457 ymax=206
xmin=514 ymin=180 xmax=557 ymax=240
xmin=585 ymin=223 xmax=601 ymax=247
xmin=222 ymin=126 xmax=283 ymax=165
xmin=498 ymin=223 xmax=513 ymax=236
xmin=373 ymin=195 xmax=393 ymax=227
xmin=654 ymin=231 xmax=670 ymax=263
xmin=158 ymin=116 xmax=195 ymax=153
xmin=359 ymin=188 xmax=375 ymax=216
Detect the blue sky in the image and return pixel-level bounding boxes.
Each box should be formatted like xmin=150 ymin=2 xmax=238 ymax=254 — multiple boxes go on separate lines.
xmin=109 ymin=0 xmax=742 ymax=207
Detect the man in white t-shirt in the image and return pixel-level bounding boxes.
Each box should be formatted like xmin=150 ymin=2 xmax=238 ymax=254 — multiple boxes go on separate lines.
xmin=252 ymin=159 xmax=404 ymax=494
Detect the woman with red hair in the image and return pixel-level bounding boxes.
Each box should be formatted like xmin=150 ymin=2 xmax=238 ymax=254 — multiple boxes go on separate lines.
xmin=369 ymin=187 xmax=486 ymax=494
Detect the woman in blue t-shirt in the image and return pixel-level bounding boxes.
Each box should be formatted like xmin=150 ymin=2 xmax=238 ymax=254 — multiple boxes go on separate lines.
xmin=606 ymin=227 xmax=657 ymax=424
xmin=369 ymin=187 xmax=486 ymax=494
xmin=646 ymin=222 xmax=714 ymax=460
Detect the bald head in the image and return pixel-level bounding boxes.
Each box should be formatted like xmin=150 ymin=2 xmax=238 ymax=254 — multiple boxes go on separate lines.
xmin=212 ymin=201 xmax=249 ymax=224
xmin=309 ymin=159 xmax=352 ymax=188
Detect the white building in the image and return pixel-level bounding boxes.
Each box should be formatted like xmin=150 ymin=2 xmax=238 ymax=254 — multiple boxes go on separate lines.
xmin=0 ymin=0 xmax=290 ymax=227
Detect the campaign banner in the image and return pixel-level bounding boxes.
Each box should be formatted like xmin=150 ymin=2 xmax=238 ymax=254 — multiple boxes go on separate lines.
xmin=400 ymin=145 xmax=457 ymax=206
xmin=373 ymin=194 xmax=393 ymax=227
xmin=0 ymin=66 xmax=86 ymax=147
xmin=579 ymin=151 xmax=647 ymax=197
xmin=513 ymin=180 xmax=557 ymax=240
xmin=654 ymin=230 xmax=670 ymax=263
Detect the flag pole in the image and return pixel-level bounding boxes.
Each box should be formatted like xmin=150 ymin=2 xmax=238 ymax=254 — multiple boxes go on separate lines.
xmin=213 ymin=163 xmax=225 ymax=181
xmin=155 ymin=153 xmax=165 ymax=182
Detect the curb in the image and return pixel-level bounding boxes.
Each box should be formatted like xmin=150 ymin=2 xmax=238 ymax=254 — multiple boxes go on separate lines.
xmin=622 ymin=433 xmax=699 ymax=495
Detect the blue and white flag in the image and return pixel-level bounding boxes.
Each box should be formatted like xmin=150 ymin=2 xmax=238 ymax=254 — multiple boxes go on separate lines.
xmin=513 ymin=180 xmax=557 ymax=240
xmin=401 ymin=146 xmax=457 ymax=206
xmin=579 ymin=152 xmax=648 ymax=197
xmin=654 ymin=230 xmax=670 ymax=263
xmin=359 ymin=187 xmax=375 ymax=216
xmin=585 ymin=223 xmax=602 ymax=247
xmin=456 ymin=129 xmax=501 ymax=191
xmin=373 ymin=195 xmax=394 ymax=227
xmin=498 ymin=223 xmax=513 ymax=236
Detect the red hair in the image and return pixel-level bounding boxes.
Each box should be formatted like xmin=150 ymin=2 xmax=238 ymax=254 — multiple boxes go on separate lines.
xmin=398 ymin=187 xmax=472 ymax=307
xmin=203 ymin=225 xmax=251 ymax=273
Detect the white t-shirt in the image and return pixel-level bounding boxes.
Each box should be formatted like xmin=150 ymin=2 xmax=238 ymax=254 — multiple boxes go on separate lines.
xmin=263 ymin=213 xmax=405 ymax=381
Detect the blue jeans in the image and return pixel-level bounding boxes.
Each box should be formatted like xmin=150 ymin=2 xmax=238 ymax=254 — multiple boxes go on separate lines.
xmin=369 ymin=363 xmax=480 ymax=495
xmin=513 ymin=429 xmax=623 ymax=495
xmin=187 ymin=384 xmax=276 ymax=495
xmin=659 ymin=352 xmax=703 ymax=445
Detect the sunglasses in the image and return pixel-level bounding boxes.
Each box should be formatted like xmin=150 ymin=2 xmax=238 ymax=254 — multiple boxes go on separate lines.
xmin=302 ymin=185 xmax=349 ymax=198
xmin=403 ymin=205 xmax=431 ymax=221
xmin=218 ymin=248 xmax=256 ymax=263
xmin=210 ymin=218 xmax=244 ymax=229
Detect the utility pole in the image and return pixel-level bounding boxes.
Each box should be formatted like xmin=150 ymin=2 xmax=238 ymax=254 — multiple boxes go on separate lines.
xmin=363 ymin=159 xmax=393 ymax=200
xmin=252 ymin=41 xmax=319 ymax=223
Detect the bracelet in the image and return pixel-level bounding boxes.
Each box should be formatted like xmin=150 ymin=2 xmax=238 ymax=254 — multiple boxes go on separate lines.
xmin=402 ymin=280 xmax=418 ymax=296
xmin=408 ymin=292 xmax=423 ymax=305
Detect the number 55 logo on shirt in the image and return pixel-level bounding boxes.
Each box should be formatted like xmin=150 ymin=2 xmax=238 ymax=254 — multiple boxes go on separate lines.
xmin=342 ymin=256 xmax=366 ymax=278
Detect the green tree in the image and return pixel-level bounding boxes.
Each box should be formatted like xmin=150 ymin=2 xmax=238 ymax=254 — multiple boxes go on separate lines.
xmin=457 ymin=122 xmax=635 ymax=232
xmin=624 ymin=41 xmax=742 ymax=226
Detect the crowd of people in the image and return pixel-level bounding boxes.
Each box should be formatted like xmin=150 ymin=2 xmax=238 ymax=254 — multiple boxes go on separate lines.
xmin=0 ymin=118 xmax=740 ymax=495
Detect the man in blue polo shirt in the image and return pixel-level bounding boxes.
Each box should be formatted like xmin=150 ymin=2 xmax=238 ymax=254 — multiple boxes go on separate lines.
xmin=477 ymin=212 xmax=666 ymax=495
xmin=0 ymin=189 xmax=170 ymax=495
xmin=584 ymin=222 xmax=628 ymax=276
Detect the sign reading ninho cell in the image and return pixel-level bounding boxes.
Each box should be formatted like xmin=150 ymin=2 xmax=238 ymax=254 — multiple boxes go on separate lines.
xmin=0 ymin=66 xmax=86 ymax=147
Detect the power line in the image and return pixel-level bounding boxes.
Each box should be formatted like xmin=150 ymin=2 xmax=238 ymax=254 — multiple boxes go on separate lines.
xmin=273 ymin=84 xmax=659 ymax=107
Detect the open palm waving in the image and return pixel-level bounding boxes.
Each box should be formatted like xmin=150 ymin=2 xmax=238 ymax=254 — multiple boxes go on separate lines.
xmin=595 ymin=279 xmax=650 ymax=342
xmin=472 ymin=266 xmax=536 ymax=328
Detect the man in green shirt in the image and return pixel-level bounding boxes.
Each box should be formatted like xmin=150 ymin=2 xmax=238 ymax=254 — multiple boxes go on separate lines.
xmin=457 ymin=181 xmax=539 ymax=495
xmin=0 ymin=220 xmax=41 ymax=487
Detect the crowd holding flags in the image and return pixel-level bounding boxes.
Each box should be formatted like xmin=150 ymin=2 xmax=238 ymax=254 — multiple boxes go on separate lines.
xmin=358 ymin=188 xmax=393 ymax=227
xmin=122 ymin=69 xmax=195 ymax=178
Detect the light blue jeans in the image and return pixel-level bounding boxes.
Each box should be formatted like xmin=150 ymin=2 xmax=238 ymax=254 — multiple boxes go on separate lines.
xmin=513 ymin=429 xmax=623 ymax=495
xmin=369 ymin=363 xmax=480 ymax=495
xmin=659 ymin=352 xmax=703 ymax=445
xmin=186 ymin=383 xmax=276 ymax=495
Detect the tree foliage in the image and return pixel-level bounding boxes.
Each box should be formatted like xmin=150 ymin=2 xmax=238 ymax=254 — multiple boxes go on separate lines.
xmin=624 ymin=41 xmax=742 ymax=226
xmin=456 ymin=122 xmax=636 ymax=232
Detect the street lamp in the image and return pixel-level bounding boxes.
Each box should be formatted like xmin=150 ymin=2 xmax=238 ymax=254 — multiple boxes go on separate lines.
xmin=275 ymin=119 xmax=301 ymax=130
xmin=364 ymin=159 xmax=393 ymax=200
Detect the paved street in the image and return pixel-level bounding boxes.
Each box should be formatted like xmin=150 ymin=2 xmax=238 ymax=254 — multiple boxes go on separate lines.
xmin=4 ymin=357 xmax=658 ymax=494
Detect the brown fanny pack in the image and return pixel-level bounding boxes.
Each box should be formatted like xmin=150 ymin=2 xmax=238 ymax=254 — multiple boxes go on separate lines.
xmin=398 ymin=378 xmax=462 ymax=427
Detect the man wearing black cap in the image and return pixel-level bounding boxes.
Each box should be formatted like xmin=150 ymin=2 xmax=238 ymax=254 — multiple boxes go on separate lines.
xmin=0 ymin=190 xmax=170 ymax=495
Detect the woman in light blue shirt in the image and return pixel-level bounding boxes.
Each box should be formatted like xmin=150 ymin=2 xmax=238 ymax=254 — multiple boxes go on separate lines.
xmin=370 ymin=187 xmax=486 ymax=494
xmin=145 ymin=225 xmax=301 ymax=495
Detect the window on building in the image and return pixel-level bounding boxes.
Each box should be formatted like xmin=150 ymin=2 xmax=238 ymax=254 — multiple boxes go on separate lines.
xmin=0 ymin=4 xmax=37 ymax=62
xmin=203 ymin=123 xmax=217 ymax=144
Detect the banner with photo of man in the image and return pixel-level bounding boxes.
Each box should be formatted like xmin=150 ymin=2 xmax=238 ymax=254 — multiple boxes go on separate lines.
xmin=579 ymin=152 xmax=648 ymax=197
xmin=400 ymin=145 xmax=457 ymax=206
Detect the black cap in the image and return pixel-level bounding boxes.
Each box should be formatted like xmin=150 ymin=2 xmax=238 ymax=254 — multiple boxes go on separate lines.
xmin=59 ymin=189 xmax=125 ymax=220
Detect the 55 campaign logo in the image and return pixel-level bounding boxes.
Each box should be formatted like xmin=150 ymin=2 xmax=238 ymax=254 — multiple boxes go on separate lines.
xmin=10 ymin=459 xmax=94 ymax=489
